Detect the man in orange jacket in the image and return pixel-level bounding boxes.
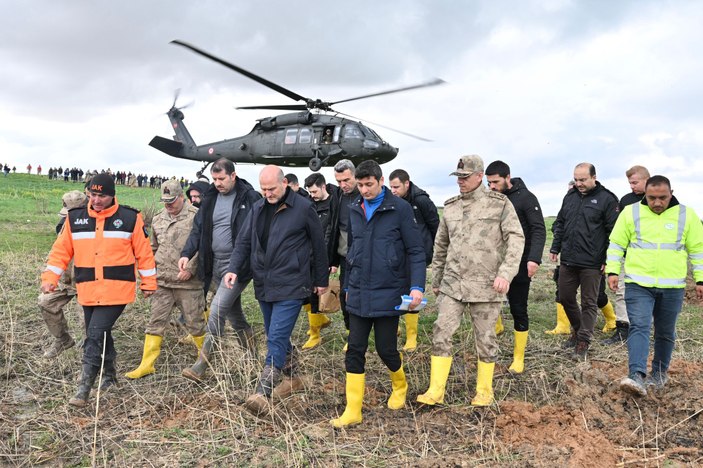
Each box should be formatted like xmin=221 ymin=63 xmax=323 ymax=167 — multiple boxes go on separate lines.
xmin=41 ymin=173 xmax=157 ymax=407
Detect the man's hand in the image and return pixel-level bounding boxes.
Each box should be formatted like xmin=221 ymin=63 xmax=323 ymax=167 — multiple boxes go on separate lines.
xmin=493 ymin=277 xmax=510 ymax=295
xmin=408 ymin=289 xmax=424 ymax=310
xmin=142 ymin=290 xmax=155 ymax=298
xmin=608 ymin=275 xmax=619 ymax=292
xmin=527 ymin=261 xmax=539 ymax=278
xmin=40 ymin=282 xmax=56 ymax=294
xmin=329 ymin=266 xmax=338 ymax=275
xmin=178 ymin=257 xmax=189 ymax=271
xmin=224 ymin=272 xmax=237 ymax=289
xmin=177 ymin=270 xmax=192 ymax=281
xmin=314 ymin=286 xmax=328 ymax=296
xmin=696 ymin=284 xmax=703 ymax=300
xmin=549 ymin=253 xmax=558 ymax=263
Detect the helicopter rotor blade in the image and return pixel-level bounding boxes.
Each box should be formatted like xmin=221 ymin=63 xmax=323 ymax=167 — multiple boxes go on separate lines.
xmin=335 ymin=111 xmax=434 ymax=142
xmin=171 ymin=40 xmax=310 ymax=104
xmin=236 ymin=104 xmax=309 ymax=111
xmin=172 ymin=88 xmax=181 ymax=108
xmin=331 ymin=78 xmax=445 ymax=106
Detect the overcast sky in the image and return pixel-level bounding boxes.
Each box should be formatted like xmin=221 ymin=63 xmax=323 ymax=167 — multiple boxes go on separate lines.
xmin=2 ymin=0 xmax=702 ymax=215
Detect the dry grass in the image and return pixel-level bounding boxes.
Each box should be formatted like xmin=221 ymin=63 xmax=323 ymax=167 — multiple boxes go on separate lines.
xmin=2 ymin=248 xmax=703 ymax=467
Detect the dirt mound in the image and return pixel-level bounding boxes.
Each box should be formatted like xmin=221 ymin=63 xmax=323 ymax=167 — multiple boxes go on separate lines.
xmin=495 ymin=360 xmax=703 ymax=466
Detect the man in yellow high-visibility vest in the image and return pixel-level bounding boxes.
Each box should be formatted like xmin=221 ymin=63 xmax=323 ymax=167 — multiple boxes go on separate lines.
xmin=606 ymin=175 xmax=703 ymax=397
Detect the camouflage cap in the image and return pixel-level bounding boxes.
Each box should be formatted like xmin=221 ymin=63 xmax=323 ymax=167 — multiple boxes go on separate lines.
xmin=59 ymin=190 xmax=88 ymax=217
xmin=450 ymin=154 xmax=484 ymax=178
xmin=160 ymin=179 xmax=183 ymax=203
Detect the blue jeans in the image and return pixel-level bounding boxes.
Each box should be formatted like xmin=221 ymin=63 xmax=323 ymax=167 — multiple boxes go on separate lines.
xmin=207 ymin=257 xmax=251 ymax=336
xmin=258 ymin=299 xmax=304 ymax=369
xmin=625 ymin=283 xmax=684 ymax=376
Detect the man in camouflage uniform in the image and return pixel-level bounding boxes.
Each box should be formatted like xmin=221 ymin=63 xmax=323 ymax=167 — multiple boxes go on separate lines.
xmin=125 ymin=179 xmax=205 ymax=379
xmin=417 ymin=155 xmax=524 ymax=407
xmin=39 ymin=190 xmax=88 ymax=358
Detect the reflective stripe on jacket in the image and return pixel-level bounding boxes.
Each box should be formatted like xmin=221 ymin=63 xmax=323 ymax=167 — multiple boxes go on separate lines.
xmin=606 ymin=198 xmax=703 ymax=288
xmin=41 ymin=198 xmax=157 ymax=305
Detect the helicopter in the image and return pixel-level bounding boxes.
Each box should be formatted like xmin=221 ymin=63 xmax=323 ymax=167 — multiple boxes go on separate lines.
xmin=149 ymin=40 xmax=444 ymax=172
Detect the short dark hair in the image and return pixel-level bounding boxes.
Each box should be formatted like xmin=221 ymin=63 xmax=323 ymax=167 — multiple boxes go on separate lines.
xmin=646 ymin=175 xmax=671 ymax=190
xmin=485 ymin=160 xmax=511 ymax=177
xmin=284 ymin=173 xmax=299 ymax=185
xmin=576 ymin=162 xmax=596 ymax=177
xmin=355 ymin=160 xmax=382 ymax=181
xmin=389 ymin=169 xmax=409 ymax=183
xmin=304 ymin=173 xmax=326 ymax=189
xmin=211 ymin=158 xmax=235 ymax=175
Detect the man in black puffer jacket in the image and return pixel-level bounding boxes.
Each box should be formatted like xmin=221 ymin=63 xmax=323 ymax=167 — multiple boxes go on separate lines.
xmin=485 ymin=160 xmax=546 ymax=374
xmin=550 ymin=163 xmax=619 ymax=361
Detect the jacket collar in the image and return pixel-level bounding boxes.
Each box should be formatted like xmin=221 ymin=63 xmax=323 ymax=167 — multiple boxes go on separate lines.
xmin=88 ymin=197 xmax=119 ymax=219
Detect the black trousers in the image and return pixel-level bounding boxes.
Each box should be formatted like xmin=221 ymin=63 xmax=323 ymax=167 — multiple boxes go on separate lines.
xmin=339 ymin=258 xmax=349 ymax=330
xmin=82 ymin=304 xmax=126 ymax=368
xmin=507 ymin=261 xmax=531 ymax=332
xmin=345 ymin=313 xmax=400 ymax=374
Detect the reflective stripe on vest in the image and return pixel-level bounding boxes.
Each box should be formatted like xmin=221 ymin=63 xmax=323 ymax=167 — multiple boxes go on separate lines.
xmin=624 ymin=273 xmax=685 ymax=286
xmin=629 ymin=203 xmax=686 ymax=251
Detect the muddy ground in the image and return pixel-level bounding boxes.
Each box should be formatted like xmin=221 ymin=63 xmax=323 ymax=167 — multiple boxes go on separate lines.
xmin=2 ymin=253 xmax=703 ymax=466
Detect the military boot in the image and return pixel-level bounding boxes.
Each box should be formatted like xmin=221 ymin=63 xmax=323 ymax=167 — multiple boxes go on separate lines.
xmin=43 ymin=333 xmax=75 ymax=359
xmin=182 ymin=334 xmax=216 ymax=382
xmin=69 ymin=364 xmax=99 ymax=407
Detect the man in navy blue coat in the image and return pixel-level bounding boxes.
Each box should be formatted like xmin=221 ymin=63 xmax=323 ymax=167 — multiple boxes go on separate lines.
xmin=331 ymin=160 xmax=426 ymax=428
xmin=225 ymin=165 xmax=329 ymax=415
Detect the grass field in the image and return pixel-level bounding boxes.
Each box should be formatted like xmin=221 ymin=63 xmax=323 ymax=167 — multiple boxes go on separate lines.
xmin=1 ymin=174 xmax=702 ymax=466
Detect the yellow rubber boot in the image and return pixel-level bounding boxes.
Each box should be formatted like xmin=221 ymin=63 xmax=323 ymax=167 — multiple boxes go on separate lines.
xmin=303 ymin=312 xmax=331 ymax=349
xmin=402 ymin=313 xmax=419 ymax=352
xmin=193 ymin=334 xmax=205 ymax=351
xmin=601 ymin=301 xmax=616 ymax=332
xmin=545 ymin=303 xmax=571 ymax=335
xmin=508 ymin=330 xmax=528 ymax=374
xmin=331 ymin=373 xmax=365 ymax=428
xmin=416 ymin=356 xmax=453 ymax=405
xmin=471 ymin=360 xmax=495 ymax=407
xmin=495 ymin=314 xmax=505 ymax=336
xmin=388 ymin=365 xmax=408 ymax=410
xmin=125 ymin=334 xmax=162 ymax=379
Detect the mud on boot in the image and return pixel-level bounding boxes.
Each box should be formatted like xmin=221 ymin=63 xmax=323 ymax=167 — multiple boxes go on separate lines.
xmin=244 ymin=365 xmax=282 ymax=417
xmin=43 ymin=334 xmax=76 ymax=359
xmin=69 ymin=364 xmax=99 ymax=408
xmin=621 ymin=372 xmax=647 ymax=397
xmin=272 ymin=348 xmax=304 ymax=400
xmin=182 ymin=334 xmax=216 ymax=382
xmin=99 ymin=360 xmax=119 ymax=392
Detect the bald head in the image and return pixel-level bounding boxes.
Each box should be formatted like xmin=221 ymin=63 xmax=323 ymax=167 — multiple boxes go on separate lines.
xmin=259 ymin=165 xmax=287 ymax=204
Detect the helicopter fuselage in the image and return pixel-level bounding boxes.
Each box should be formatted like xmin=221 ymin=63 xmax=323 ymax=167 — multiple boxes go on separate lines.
xmin=150 ymin=110 xmax=398 ymax=170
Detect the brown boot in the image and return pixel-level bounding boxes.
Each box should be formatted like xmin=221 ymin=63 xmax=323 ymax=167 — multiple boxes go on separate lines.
xmin=43 ymin=334 xmax=75 ymax=359
xmin=244 ymin=365 xmax=281 ymax=417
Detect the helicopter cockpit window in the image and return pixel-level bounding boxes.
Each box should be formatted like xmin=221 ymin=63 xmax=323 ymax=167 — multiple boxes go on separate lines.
xmin=299 ymin=128 xmax=312 ymax=144
xmin=284 ymin=128 xmax=298 ymax=144
xmin=343 ymin=124 xmax=363 ymax=139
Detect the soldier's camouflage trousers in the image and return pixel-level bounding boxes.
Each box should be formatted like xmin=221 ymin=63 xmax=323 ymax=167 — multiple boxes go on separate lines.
xmin=38 ymin=287 xmax=80 ymax=339
xmin=431 ymin=295 xmax=501 ymax=362
xmin=145 ymin=287 xmax=206 ymax=337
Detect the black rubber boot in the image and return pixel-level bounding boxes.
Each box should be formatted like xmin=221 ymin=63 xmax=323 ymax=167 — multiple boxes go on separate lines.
xmin=182 ymin=334 xmax=216 ymax=382
xmin=69 ymin=364 xmax=99 ymax=407
xmin=99 ymin=360 xmax=118 ymax=391
xmin=601 ymin=322 xmax=629 ymax=345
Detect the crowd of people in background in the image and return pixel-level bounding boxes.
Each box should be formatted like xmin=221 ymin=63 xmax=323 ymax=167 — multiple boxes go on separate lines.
xmin=3 ymin=162 xmax=191 ymax=189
